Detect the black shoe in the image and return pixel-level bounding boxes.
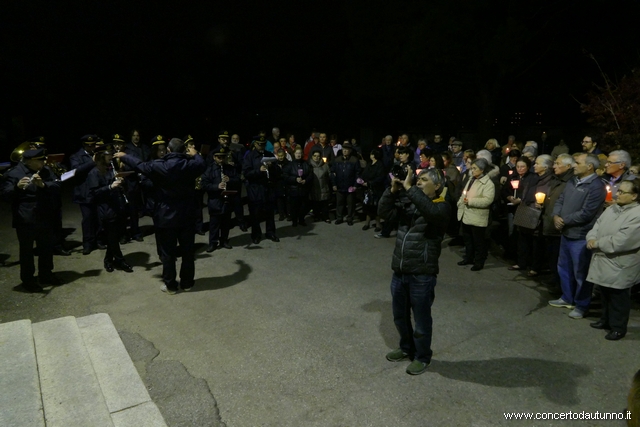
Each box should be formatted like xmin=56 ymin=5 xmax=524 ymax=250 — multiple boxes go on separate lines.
xmin=105 ymin=263 xmax=115 ymax=273
xmin=116 ymin=262 xmax=134 ymax=273
xmin=53 ymin=247 xmax=71 ymax=256
xmin=220 ymin=242 xmax=232 ymax=249
xmin=347 ymin=220 xmax=353 ymax=226
xmin=22 ymin=282 xmax=44 ymax=293
xmin=206 ymin=244 xmax=218 ymax=253
xmin=239 ymin=223 xmax=249 ymax=232
xmin=278 ymin=215 xmax=285 ymax=221
xmin=457 ymin=260 xmax=472 ymax=266
xmin=605 ymin=331 xmax=626 ymax=341
xmin=324 ymin=219 xmax=331 ymax=224
xmin=470 ymin=265 xmax=484 ymax=271
xmin=82 ymin=247 xmax=93 ymax=255
xmin=97 ymin=243 xmax=107 ymax=250
xmin=299 ymin=220 xmax=307 ymax=226
xmin=119 ymin=237 xmax=129 ymax=245
xmin=362 ymin=224 xmax=370 ymax=231
xmin=266 ymin=235 xmax=280 ymax=242
xmin=134 ymin=236 xmax=144 ymax=242
xmin=589 ymin=321 xmax=610 ymax=330
xmin=39 ymin=275 xmax=62 ymax=286
xmin=335 ymin=219 xmax=344 ymax=225
xmin=196 ymin=230 xmax=206 ymax=236
xmin=252 ymin=237 xmax=261 ymax=244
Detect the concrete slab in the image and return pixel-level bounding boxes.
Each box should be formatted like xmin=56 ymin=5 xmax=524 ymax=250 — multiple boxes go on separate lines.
xmin=32 ymin=316 xmax=113 ymax=427
xmin=111 ymin=401 xmax=167 ymax=427
xmin=77 ymin=313 xmax=153 ymax=413
xmin=0 ymin=319 xmax=44 ymax=427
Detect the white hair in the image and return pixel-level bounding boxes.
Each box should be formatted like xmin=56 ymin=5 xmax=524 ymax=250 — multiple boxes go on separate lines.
xmin=476 ymin=149 xmax=493 ymax=165
xmin=609 ymin=150 xmax=632 ymax=169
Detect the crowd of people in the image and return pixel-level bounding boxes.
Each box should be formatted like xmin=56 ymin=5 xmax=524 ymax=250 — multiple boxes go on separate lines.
xmin=1 ymin=130 xmax=639 ymax=338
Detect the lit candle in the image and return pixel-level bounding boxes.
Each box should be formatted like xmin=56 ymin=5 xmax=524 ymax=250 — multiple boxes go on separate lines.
xmin=505 ymin=147 xmax=510 ymax=153
xmin=511 ymin=180 xmax=520 ymax=190
xmin=416 ymin=169 xmax=422 ymax=175
xmin=606 ymin=185 xmax=612 ymax=201
xmin=535 ymin=192 xmax=546 ymax=204
xmin=456 ymin=166 xmax=462 ymax=172
xmin=508 ymin=170 xmax=513 ymax=175
xmin=322 ymin=157 xmax=327 ymax=163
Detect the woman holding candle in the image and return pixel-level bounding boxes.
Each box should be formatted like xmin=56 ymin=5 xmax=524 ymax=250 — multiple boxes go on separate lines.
xmin=502 ymin=157 xmax=533 ymax=263
xmin=512 ymin=155 xmax=554 ymax=276
xmin=586 ymin=178 xmax=640 ymax=340
xmin=456 ymin=158 xmax=495 ymax=271
xmin=308 ymin=151 xmax=331 ymax=223
xmin=284 ymin=146 xmax=313 ymax=226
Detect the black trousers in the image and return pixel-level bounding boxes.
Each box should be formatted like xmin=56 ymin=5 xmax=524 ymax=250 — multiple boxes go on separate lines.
xmin=155 ymin=226 xmax=196 ymax=291
xmin=194 ymin=189 xmax=205 ymax=233
xmin=462 ymin=223 xmax=489 ymax=266
xmin=103 ymin=219 xmax=125 ymax=265
xmin=209 ymin=211 xmax=231 ymax=245
xmin=546 ymin=236 xmax=562 ymax=285
xmin=288 ymin=194 xmax=308 ymax=224
xmin=79 ymin=203 xmax=98 ymax=250
xmin=335 ymin=191 xmax=355 ymax=221
xmin=232 ymin=193 xmax=246 ymax=226
xmin=248 ymin=200 xmax=276 ymax=239
xmin=16 ymin=225 xmax=54 ymax=284
xmin=599 ymin=286 xmax=631 ymax=334
xmin=311 ymin=199 xmax=329 ymax=221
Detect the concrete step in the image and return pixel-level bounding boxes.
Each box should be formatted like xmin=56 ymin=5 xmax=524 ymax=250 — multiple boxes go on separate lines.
xmin=0 ymin=319 xmax=45 ymax=427
xmin=32 ymin=316 xmax=114 ymax=427
xmin=77 ymin=313 xmax=166 ymax=426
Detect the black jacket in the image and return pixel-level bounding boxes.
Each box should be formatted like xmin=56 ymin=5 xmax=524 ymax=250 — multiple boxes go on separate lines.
xmin=361 ymin=161 xmax=386 ymax=198
xmin=125 ymin=142 xmax=151 ymax=162
xmin=378 ymin=186 xmax=451 ymax=275
xmin=0 ymin=163 xmax=60 ymax=227
xmin=283 ymin=159 xmax=313 ymax=197
xmin=120 ymin=152 xmax=206 ymax=228
xmin=330 ymin=155 xmax=361 ymax=192
xmin=201 ymin=162 xmax=241 ymax=215
xmin=87 ymin=167 xmax=126 ymax=223
xmin=242 ymin=150 xmax=281 ymax=202
xmin=69 ymin=148 xmax=96 ymax=204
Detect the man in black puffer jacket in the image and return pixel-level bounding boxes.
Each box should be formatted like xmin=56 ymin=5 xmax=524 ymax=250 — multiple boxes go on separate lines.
xmin=330 ymin=142 xmax=361 ymax=225
xmin=378 ymin=168 xmax=451 ymax=375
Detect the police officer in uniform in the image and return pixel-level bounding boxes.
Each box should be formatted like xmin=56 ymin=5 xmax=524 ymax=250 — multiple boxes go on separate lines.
xmin=201 ymin=146 xmax=240 ymax=252
xmin=115 ymin=137 xmax=205 ymax=294
xmin=1 ymin=149 xmax=62 ymax=291
xmin=70 ymin=135 xmax=100 ymax=254
xmin=242 ymin=136 xmax=281 ymax=244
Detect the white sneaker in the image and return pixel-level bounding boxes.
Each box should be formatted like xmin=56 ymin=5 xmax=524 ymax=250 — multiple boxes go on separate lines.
xmin=548 ymin=298 xmax=574 ymax=309
xmin=161 ymin=285 xmax=177 ymax=295
xmin=568 ymin=308 xmax=587 ymax=319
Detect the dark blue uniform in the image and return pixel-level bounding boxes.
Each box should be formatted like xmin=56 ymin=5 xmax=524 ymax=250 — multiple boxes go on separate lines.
xmin=69 ymin=148 xmax=99 ymax=252
xmin=201 ymin=161 xmax=240 ymax=248
xmin=120 ymin=152 xmax=206 ymax=291
xmin=242 ymin=150 xmax=281 ymax=242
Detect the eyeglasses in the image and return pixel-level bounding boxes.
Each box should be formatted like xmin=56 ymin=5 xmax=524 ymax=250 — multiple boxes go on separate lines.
xmin=617 ymin=190 xmax=634 ymax=195
xmin=605 ymin=161 xmax=622 ymax=165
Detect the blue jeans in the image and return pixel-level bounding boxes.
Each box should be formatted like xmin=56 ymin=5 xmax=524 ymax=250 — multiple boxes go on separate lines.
xmin=390 ymin=272 xmax=436 ymax=364
xmin=557 ymin=236 xmax=593 ymax=311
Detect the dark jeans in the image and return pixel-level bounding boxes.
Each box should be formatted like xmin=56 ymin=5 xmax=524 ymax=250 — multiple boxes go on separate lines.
xmin=155 ymin=226 xmax=196 ymax=291
xmin=462 ymin=223 xmax=489 ymax=266
xmin=390 ymin=272 xmax=436 ymax=364
xmin=599 ymin=286 xmax=631 ymax=334
xmin=16 ymin=225 xmax=54 ymax=284
xmin=558 ymin=236 xmax=593 ymax=310
xmin=517 ymin=229 xmax=545 ymax=271
xmin=336 ymin=191 xmax=355 ymax=221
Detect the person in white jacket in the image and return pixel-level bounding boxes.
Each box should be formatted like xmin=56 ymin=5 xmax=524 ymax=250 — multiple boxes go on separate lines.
xmin=586 ymin=178 xmax=640 ymax=340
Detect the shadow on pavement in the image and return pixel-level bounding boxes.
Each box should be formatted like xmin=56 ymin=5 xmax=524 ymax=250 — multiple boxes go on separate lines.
xmin=361 ymin=299 xmax=397 ymax=349
xmin=190 ymin=260 xmax=252 ymax=292
xmin=56 ymin=269 xmax=103 ymax=285
xmin=431 ymin=357 xmax=590 ymax=405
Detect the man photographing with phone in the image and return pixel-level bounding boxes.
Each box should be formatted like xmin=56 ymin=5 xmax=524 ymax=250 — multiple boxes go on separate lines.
xmin=378 ymin=168 xmax=451 ymax=375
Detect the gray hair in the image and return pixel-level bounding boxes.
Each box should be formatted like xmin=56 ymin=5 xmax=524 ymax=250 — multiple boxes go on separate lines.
xmin=472 ymin=158 xmax=489 ymax=172
xmin=485 ymin=138 xmax=500 ymax=149
xmin=609 ymin=150 xmax=632 ymax=169
xmin=584 ymin=153 xmax=600 ymax=171
xmin=168 ymin=138 xmax=185 ymax=153
xmin=525 ymin=140 xmax=538 ymax=150
xmin=476 ymin=149 xmax=493 ymax=165
xmin=536 ymin=154 xmax=553 ymax=170
xmin=556 ymin=153 xmax=576 ymax=167
xmin=419 ymin=168 xmax=446 ymax=188
xmin=522 ymin=146 xmax=537 ymax=157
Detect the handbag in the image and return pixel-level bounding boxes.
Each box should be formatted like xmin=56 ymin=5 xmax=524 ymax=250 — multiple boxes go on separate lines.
xmin=513 ymin=203 xmax=542 ymax=230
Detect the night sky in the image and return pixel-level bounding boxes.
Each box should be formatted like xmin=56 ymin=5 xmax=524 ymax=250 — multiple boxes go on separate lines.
xmin=2 ymin=0 xmax=640 ymax=156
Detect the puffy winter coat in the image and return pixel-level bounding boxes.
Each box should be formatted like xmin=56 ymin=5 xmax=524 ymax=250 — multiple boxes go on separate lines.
xmin=378 ymin=186 xmax=451 ymax=275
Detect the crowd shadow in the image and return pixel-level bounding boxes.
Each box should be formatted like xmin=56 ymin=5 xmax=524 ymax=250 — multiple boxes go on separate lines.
xmin=430 ymin=357 xmax=590 ymax=405
xmin=55 ymin=269 xmax=103 ymax=285
xmin=361 ymin=299 xmax=397 ymax=349
xmin=125 ymin=251 xmax=162 ymax=271
xmin=190 ymin=259 xmax=252 ymax=292
xmin=0 ymin=253 xmax=19 ymax=267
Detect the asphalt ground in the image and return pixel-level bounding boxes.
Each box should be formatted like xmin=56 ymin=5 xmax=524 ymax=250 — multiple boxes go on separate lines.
xmin=0 ymin=193 xmax=638 ymax=427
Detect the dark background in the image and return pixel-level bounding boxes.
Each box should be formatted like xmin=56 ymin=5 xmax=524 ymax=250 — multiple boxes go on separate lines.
xmin=2 ymin=0 xmax=640 ymax=158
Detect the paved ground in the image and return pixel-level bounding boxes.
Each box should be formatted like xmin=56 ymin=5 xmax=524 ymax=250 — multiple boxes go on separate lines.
xmin=0 ymin=194 xmax=638 ymax=426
